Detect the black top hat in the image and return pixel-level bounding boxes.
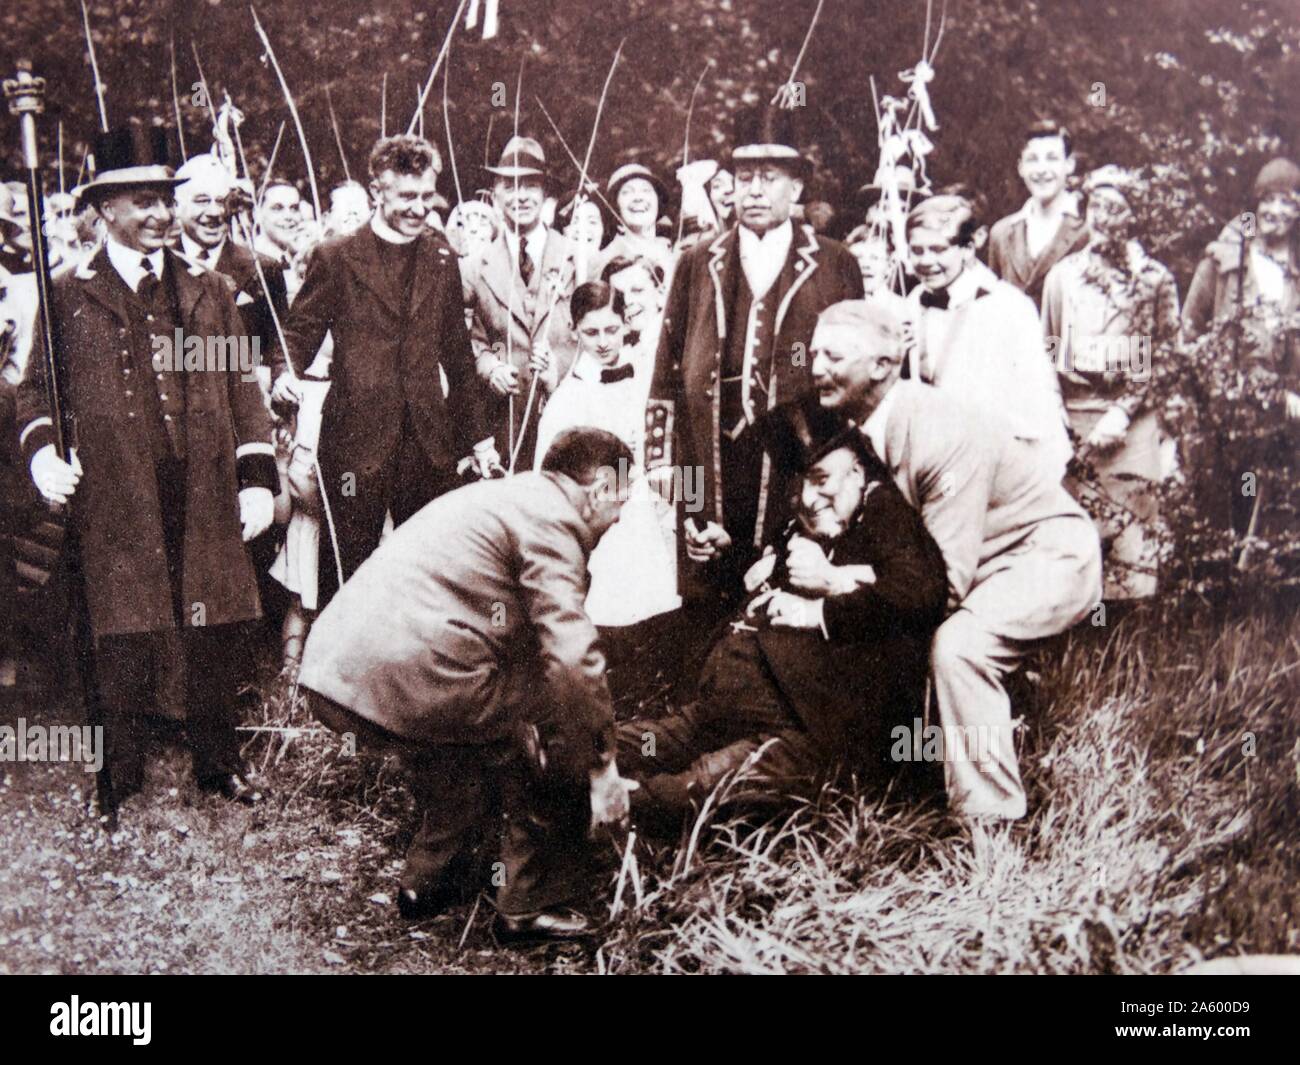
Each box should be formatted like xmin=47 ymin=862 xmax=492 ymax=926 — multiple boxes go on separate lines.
xmin=731 ymin=103 xmax=809 ymax=172
xmin=75 ymin=125 xmax=185 ymax=202
xmin=757 ymin=394 xmax=877 ymax=476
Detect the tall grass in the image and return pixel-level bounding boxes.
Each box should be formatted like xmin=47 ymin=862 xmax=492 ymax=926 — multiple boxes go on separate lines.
xmin=594 ymin=599 xmax=1300 ymax=974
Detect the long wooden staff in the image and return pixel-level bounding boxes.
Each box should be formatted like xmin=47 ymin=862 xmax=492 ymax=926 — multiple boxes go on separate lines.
xmin=406 ymin=0 xmax=471 ymax=135
xmin=250 ymin=5 xmax=322 ymax=219
xmin=258 ymin=121 xmax=286 ymax=201
xmin=228 ymin=97 xmax=346 ymax=590
xmin=675 ymin=59 xmax=714 ymax=246
xmin=509 ymin=39 xmax=625 ymax=473
xmin=442 ymin=59 xmax=463 ymax=207
xmin=170 ymin=36 xmax=188 ymax=162
xmin=78 ymin=0 xmax=109 ymax=131
xmin=380 ymin=72 xmax=388 ymax=138
xmin=57 ymin=121 xmax=65 ymax=196
xmin=325 ymin=85 xmax=351 ymax=181
xmin=771 ymin=0 xmax=824 ymax=108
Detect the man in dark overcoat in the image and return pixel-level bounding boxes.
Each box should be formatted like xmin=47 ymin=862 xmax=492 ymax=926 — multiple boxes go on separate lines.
xmin=618 ymin=399 xmax=947 ymax=820
xmin=647 ymin=105 xmax=863 ymax=625
xmin=18 ymin=126 xmax=278 ymax=822
xmin=270 ymin=135 xmax=497 ymax=604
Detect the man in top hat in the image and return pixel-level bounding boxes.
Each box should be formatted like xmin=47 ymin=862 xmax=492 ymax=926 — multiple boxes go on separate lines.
xmin=269 ymin=134 xmax=497 ymax=605
xmin=462 ymin=135 xmax=580 ymax=470
xmin=647 ymin=104 xmax=863 ymax=623
xmin=17 ymin=124 xmax=278 ymax=822
xmin=173 ymin=153 xmax=289 ymax=374
xmin=809 ymin=299 xmax=1101 ymax=820
xmin=617 ymin=393 xmax=947 ymax=822
xmin=987 ymin=121 xmax=1089 ymax=307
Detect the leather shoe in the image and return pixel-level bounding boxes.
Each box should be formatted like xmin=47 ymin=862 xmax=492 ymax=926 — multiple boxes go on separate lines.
xmin=397 ymin=885 xmax=456 ymax=920
xmin=494 ymin=908 xmax=594 ymax=945
xmin=199 ymin=771 xmax=266 ymax=805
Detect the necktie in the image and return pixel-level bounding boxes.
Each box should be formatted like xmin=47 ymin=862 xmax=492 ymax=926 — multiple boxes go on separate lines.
xmin=138 ymin=255 xmax=159 ymax=297
xmin=518 ymin=237 xmax=534 ymax=287
xmin=600 ymin=363 xmax=635 ymax=383
xmin=918 ymin=286 xmax=949 ymax=310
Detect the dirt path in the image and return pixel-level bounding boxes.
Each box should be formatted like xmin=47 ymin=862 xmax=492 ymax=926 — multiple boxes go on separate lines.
xmin=0 ymin=683 xmax=580 ymax=975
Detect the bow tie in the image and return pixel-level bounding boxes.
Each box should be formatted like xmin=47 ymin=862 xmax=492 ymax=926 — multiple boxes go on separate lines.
xmin=600 ymin=363 xmax=635 ymax=383
xmin=624 ymin=329 xmax=641 ymax=347
xmin=918 ymin=287 xmax=950 ymax=310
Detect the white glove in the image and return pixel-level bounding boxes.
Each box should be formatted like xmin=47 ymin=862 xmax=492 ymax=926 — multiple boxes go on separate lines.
xmin=1086 ymin=405 xmax=1130 ymax=451
xmin=238 ymin=486 xmax=275 ymax=542
xmin=30 ymin=444 xmax=82 ymax=505
xmin=472 ymin=438 xmax=504 ymax=479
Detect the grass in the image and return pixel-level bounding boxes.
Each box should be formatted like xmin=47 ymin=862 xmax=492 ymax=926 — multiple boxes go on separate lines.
xmin=2 ymin=594 xmax=1296 ymax=974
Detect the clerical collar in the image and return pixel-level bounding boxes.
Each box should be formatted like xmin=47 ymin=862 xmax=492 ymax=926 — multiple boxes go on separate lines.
xmin=371 ymin=212 xmax=417 ymax=245
xmin=105 ymin=237 xmax=164 ymax=293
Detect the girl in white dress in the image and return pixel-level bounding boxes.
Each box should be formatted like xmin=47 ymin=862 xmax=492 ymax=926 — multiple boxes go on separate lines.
xmin=534 ymin=279 xmax=679 ymax=626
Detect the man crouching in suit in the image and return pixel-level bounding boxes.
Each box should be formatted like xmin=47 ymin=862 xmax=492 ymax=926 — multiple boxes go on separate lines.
xmin=300 ymin=428 xmax=637 ymax=944
xmin=616 ymin=399 xmax=948 ymax=823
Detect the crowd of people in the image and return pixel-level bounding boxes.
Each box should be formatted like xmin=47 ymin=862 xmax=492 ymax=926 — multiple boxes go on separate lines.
xmin=0 ymin=94 xmax=1296 ymax=944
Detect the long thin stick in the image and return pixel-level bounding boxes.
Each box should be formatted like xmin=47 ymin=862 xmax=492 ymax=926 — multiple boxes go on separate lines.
xmin=676 ymin=60 xmax=714 ymax=245
xmin=442 ymin=59 xmax=463 ymax=207
xmin=258 ymin=121 xmax=286 ymax=201
xmin=534 ymin=97 xmax=620 ymax=219
xmin=250 ymin=5 xmax=322 ymax=219
xmin=170 ymin=36 xmax=188 ymax=162
xmin=771 ymin=0 xmax=825 ymax=106
xmin=74 ymin=147 xmax=87 ymax=192
xmin=415 ymin=88 xmax=424 ymax=140
xmin=407 ymin=0 xmax=471 ymax=136
xmin=190 ymin=41 xmax=220 ymax=131
xmin=504 ymin=53 xmax=526 ymax=466
xmin=380 ymin=72 xmax=388 ymax=138
xmin=326 ymin=85 xmax=351 ymax=181
xmin=510 ymin=40 xmax=625 ymax=474
xmin=57 ymin=123 xmax=65 ymax=196
xmin=79 ymin=0 xmax=109 ymax=131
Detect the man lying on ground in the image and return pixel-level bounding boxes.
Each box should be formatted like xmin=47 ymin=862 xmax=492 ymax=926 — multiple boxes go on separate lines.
xmin=617 ymin=398 xmax=947 ymax=824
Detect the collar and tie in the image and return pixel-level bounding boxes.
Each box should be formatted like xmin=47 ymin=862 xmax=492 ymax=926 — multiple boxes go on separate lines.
xmin=518 ymin=238 xmax=534 ymax=287
xmin=137 ymin=255 xmax=161 ymax=300
xmin=600 ymin=362 xmax=635 ymax=383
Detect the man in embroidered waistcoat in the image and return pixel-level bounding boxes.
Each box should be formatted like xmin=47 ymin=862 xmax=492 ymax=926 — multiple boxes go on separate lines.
xmin=647 ymin=105 xmax=862 ymax=628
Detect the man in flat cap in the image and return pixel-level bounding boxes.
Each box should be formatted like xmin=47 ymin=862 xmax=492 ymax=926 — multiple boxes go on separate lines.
xmin=18 ymin=124 xmax=277 ymax=822
xmin=648 ymin=105 xmax=863 ymax=633
xmin=462 ymin=136 xmax=579 ymax=470
xmin=809 ymin=299 xmax=1101 ymax=820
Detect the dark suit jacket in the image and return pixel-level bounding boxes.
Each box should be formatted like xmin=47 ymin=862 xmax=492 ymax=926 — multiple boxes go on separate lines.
xmin=270 ymin=225 xmax=486 ymax=478
xmin=986 ymin=204 xmax=1089 ymax=308
xmin=15 ymin=248 xmax=274 ymax=637
xmin=749 ymin=465 xmax=947 ymax=760
xmin=299 ymin=472 xmax=614 ymax=774
xmin=213 ymin=241 xmax=290 ymax=361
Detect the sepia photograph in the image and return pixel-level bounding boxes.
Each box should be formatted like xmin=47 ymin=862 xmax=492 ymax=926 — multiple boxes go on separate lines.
xmin=0 ymin=0 xmax=1296 ymax=1010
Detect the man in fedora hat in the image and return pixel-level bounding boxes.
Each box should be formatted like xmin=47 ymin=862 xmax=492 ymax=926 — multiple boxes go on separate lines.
xmin=647 ymin=104 xmax=863 ymax=630
xmin=269 ymin=134 xmax=497 ymax=605
xmin=463 ymin=135 xmax=580 ymax=469
xmin=17 ymin=123 xmax=278 ymax=823
xmin=617 ymin=392 xmax=946 ymax=822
